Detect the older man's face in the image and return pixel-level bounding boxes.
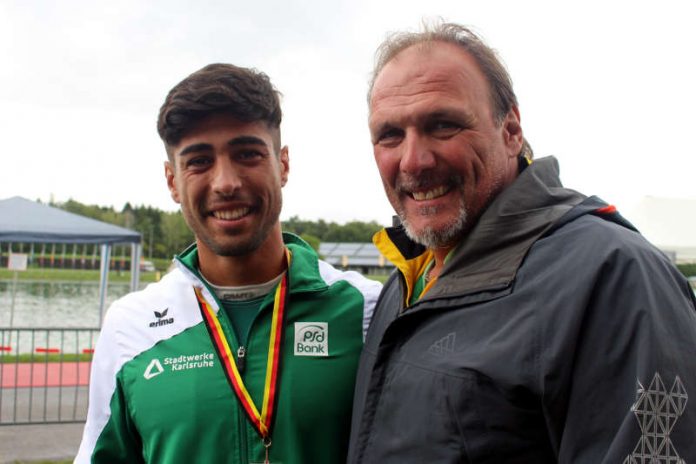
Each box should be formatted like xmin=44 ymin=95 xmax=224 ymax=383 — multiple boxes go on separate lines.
xmin=369 ymin=42 xmax=523 ymax=249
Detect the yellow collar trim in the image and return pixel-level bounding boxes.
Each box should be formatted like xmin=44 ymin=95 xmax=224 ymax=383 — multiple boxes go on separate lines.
xmin=373 ymin=229 xmax=434 ymax=306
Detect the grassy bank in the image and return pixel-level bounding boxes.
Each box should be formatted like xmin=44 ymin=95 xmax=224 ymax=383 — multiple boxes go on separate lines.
xmin=369 ymin=274 xmax=390 ymax=284
xmin=0 ymin=267 xmax=389 ymax=284
xmin=12 ymin=461 xmax=72 ymax=464
xmin=0 ymin=353 xmax=93 ymax=364
xmin=0 ymin=268 xmax=160 ymax=283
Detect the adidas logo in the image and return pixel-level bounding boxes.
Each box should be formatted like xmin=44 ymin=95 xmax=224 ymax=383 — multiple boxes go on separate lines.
xmin=427 ymin=332 xmax=456 ymax=357
xmin=144 ymin=359 xmax=164 ymax=379
xmin=149 ymin=308 xmax=174 ymax=328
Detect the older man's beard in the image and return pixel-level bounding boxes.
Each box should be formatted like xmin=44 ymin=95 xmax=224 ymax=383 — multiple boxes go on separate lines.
xmin=394 ymin=173 xmax=468 ymax=249
xmin=400 ymin=202 xmax=467 ymax=250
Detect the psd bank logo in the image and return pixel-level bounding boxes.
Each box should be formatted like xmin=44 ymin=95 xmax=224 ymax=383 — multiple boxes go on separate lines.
xmin=294 ymin=322 xmax=328 ymax=356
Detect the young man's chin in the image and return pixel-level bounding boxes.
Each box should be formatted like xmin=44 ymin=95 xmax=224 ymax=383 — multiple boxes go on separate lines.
xmin=204 ymin=237 xmax=265 ymax=258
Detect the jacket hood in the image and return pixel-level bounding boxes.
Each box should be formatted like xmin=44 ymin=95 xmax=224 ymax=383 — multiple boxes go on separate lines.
xmin=431 ymin=156 xmax=586 ymax=298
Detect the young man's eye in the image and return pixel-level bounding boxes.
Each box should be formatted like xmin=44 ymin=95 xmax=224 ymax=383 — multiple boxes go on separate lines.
xmin=236 ymin=150 xmax=263 ymax=161
xmin=185 ymin=156 xmax=212 ymax=168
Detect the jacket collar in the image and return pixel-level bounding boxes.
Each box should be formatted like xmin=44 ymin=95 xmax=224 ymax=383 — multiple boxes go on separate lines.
xmin=373 ymin=228 xmax=433 ymax=304
xmin=375 ymin=156 xmax=587 ymax=300
xmin=174 ymin=232 xmax=328 ymax=296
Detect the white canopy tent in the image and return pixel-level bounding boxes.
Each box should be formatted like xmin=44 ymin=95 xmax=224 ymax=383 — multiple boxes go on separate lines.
xmin=0 ymin=196 xmax=142 ymax=325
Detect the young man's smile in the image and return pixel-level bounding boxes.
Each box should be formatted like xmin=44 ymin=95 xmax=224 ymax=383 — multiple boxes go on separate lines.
xmin=165 ymin=113 xmax=289 ymax=260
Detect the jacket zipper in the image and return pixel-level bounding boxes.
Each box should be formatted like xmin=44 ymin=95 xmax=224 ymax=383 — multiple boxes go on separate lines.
xmin=238 ymin=406 xmax=248 ymax=462
xmin=237 ymin=345 xmax=246 ymax=374
xmin=237 ymin=298 xmax=267 ymax=462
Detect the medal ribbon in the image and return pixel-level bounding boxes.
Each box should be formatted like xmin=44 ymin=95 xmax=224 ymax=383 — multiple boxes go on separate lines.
xmin=194 ymin=249 xmax=290 ymax=439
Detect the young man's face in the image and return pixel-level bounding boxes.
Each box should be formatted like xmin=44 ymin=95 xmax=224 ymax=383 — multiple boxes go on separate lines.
xmin=368 ymin=42 xmax=523 ymax=249
xmin=165 ymin=113 xmax=288 ymax=259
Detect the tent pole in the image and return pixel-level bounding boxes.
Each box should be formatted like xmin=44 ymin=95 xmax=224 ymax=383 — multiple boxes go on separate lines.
xmin=130 ymin=243 xmax=141 ymax=293
xmin=98 ymin=244 xmax=112 ymax=327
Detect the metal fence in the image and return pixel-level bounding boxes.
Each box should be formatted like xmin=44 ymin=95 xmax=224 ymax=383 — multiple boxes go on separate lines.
xmin=0 ymin=327 xmax=99 ymax=425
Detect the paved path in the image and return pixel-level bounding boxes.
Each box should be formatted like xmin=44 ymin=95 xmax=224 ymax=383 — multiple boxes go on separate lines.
xmin=1 ymin=362 xmax=91 ymax=388
xmin=0 ymin=423 xmax=84 ymax=463
xmin=0 ymin=363 xmax=96 ymax=462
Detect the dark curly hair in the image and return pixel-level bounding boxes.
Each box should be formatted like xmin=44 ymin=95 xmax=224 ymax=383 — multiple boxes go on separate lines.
xmin=157 ymin=63 xmax=282 ymax=157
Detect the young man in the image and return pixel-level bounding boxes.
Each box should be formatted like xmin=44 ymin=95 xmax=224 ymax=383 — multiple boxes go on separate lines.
xmin=76 ymin=63 xmax=381 ymax=464
xmin=348 ymin=23 xmax=696 ymax=462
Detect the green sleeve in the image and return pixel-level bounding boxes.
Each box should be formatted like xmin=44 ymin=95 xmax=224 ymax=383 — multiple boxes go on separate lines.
xmin=91 ymin=374 xmax=145 ymax=463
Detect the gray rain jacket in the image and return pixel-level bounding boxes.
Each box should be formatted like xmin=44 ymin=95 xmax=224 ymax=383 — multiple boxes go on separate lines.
xmin=348 ymin=157 xmax=696 ymax=463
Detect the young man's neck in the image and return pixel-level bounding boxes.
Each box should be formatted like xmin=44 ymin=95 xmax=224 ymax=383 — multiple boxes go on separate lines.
xmin=196 ymin=230 xmax=287 ymax=287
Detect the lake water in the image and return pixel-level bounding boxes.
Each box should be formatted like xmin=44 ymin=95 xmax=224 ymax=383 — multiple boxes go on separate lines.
xmin=0 ymin=280 xmax=139 ymax=328
xmin=1 ymin=278 xmax=693 ymax=354
xmin=0 ymin=281 xmax=144 ymax=355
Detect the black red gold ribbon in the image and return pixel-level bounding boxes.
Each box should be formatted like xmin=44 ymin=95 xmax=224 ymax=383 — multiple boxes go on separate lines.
xmin=194 ymin=249 xmax=290 ymax=442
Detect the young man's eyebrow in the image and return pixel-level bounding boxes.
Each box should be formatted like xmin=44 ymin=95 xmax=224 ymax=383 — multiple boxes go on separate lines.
xmin=228 ymin=136 xmax=268 ymax=148
xmin=177 ymin=136 xmax=268 ymax=157
xmin=178 ymin=143 xmax=212 ymax=157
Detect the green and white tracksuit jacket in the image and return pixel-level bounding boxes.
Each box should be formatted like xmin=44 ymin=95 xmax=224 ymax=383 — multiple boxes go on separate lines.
xmin=75 ymin=234 xmax=381 ymax=463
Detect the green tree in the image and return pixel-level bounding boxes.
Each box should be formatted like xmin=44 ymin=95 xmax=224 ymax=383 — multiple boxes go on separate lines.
xmin=161 ymin=211 xmax=194 ymax=258
xmin=300 ymin=234 xmax=321 ymax=253
xmin=282 ymin=216 xmax=381 ymax=242
xmin=53 ymin=201 xmax=384 ymax=261
xmin=678 ymin=263 xmax=696 ymax=277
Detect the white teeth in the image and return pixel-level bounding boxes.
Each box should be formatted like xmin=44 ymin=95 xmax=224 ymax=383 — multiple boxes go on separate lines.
xmin=412 ymin=186 xmax=449 ymax=201
xmin=213 ymin=208 xmax=250 ymax=220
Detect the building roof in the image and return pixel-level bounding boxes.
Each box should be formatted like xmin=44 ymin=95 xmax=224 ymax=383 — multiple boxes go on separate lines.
xmin=0 ymin=196 xmax=140 ymax=244
xmin=319 ymin=242 xmax=392 ymax=268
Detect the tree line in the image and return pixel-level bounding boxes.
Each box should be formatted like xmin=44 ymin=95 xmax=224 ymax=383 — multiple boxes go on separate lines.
xmin=54 ymin=199 xmax=384 ymax=259
xmin=51 ymin=199 xmax=696 ymax=280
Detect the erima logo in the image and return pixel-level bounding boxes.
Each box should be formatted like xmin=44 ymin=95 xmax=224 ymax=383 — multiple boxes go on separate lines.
xmin=149 ymin=308 xmax=174 ymax=328
xmin=144 ymin=359 xmax=164 ymax=379
xmin=294 ymin=322 xmax=328 ymax=356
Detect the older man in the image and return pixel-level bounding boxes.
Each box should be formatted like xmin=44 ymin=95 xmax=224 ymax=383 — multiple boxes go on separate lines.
xmin=76 ymin=63 xmax=381 ymax=464
xmin=348 ymin=23 xmax=696 ymax=463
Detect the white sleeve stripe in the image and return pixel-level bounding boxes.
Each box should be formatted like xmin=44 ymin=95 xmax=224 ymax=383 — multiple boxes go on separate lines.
xmin=317 ymin=260 xmax=382 ymax=340
xmin=75 ymin=269 xmax=205 ymax=462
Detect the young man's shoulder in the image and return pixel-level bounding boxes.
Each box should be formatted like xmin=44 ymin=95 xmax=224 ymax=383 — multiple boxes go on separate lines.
xmin=105 ymin=268 xmax=192 ymax=316
xmin=99 ymin=267 xmax=203 ymax=351
xmin=316 ymin=259 xmax=382 ymax=296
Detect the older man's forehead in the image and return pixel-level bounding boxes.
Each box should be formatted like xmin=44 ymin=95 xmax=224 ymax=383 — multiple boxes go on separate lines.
xmin=373 ymin=44 xmax=487 ymax=98
xmin=370 ymin=47 xmax=496 ymax=135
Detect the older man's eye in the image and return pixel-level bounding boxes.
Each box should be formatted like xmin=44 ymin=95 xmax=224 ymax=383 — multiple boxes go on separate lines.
xmin=430 ymin=121 xmax=462 ymax=138
xmin=375 ymin=128 xmax=404 ymax=147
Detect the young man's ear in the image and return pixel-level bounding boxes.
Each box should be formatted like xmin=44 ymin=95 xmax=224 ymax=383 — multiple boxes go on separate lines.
xmin=164 ymin=161 xmax=181 ymax=203
xmin=279 ymin=145 xmax=289 ymax=187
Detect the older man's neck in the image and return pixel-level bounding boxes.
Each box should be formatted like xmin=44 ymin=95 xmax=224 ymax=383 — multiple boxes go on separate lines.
xmin=429 ymin=246 xmax=454 ymax=280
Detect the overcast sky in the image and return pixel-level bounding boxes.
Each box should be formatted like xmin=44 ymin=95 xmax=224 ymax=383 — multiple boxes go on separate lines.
xmin=1 ymin=0 xmax=694 ymax=226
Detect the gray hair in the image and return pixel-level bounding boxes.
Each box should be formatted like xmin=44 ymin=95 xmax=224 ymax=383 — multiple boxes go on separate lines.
xmin=368 ymin=21 xmax=533 ymax=159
